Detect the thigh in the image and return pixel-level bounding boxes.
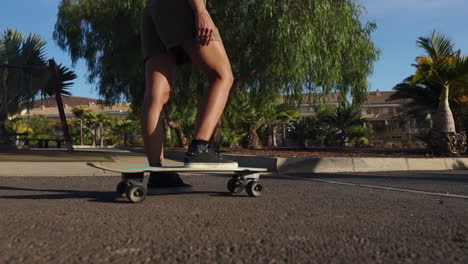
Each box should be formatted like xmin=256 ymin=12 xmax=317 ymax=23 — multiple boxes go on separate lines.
xmin=181 ymin=41 xmax=233 ymax=81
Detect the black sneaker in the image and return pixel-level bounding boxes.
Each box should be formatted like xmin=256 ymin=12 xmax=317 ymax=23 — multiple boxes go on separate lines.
xmin=184 ymin=141 xmax=238 ymax=169
xmin=147 ymin=172 xmax=193 ymax=195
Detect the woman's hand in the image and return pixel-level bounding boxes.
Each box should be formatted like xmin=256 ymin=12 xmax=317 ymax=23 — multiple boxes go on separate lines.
xmin=195 ymin=12 xmax=215 ymax=46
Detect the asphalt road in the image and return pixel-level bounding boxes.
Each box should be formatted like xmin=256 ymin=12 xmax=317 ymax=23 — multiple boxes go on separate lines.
xmin=0 ymin=171 xmax=467 ymax=263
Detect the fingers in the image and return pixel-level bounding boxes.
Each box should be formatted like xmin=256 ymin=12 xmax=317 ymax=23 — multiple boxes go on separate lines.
xmin=197 ymin=28 xmax=213 ymax=46
xmin=195 ymin=14 xmax=215 ymax=46
xmin=206 ymin=29 xmax=214 ymax=45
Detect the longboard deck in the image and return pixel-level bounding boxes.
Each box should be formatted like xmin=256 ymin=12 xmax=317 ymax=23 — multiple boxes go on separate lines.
xmin=87 ymin=162 xmax=268 ymax=174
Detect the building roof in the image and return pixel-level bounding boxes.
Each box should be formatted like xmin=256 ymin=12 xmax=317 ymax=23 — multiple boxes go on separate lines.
xmin=32 ymin=96 xmax=99 ymax=108
xmin=17 ymin=96 xmax=131 ymax=119
xmin=367 ymin=91 xmax=405 ymax=104
xmin=296 ymin=91 xmax=407 ymax=106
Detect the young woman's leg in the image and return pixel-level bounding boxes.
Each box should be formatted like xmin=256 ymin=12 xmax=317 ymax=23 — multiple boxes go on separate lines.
xmin=181 ymin=40 xmax=238 ymax=168
xmin=182 ymin=40 xmax=234 ymax=141
xmin=141 ymin=52 xmax=177 ymax=166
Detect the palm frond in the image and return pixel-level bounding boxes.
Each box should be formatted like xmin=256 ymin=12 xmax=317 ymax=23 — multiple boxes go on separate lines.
xmin=417 ymin=31 xmax=454 ymax=59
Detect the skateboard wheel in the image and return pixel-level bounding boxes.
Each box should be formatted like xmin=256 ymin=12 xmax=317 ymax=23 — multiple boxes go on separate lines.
xmin=227 ymin=179 xmax=243 ymax=193
xmin=126 ymin=184 xmax=147 ymax=203
xmin=116 ymin=180 xmax=132 ymax=197
xmin=246 ymin=181 xmax=263 ymax=197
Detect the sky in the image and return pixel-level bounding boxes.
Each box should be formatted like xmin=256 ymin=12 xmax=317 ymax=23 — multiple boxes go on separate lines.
xmin=1 ymin=0 xmax=468 ymax=99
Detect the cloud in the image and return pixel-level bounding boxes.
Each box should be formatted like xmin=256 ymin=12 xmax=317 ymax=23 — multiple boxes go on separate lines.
xmin=359 ymin=0 xmax=468 ymax=16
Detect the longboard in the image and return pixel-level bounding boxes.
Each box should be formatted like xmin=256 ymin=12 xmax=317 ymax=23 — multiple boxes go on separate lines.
xmin=87 ymin=162 xmax=267 ymax=173
xmin=87 ymin=162 xmax=267 ymax=203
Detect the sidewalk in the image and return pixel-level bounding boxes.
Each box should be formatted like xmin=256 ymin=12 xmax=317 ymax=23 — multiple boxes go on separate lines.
xmin=0 ymin=156 xmax=182 ymax=177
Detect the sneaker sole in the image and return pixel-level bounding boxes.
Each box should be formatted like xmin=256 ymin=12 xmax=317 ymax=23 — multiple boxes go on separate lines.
xmin=184 ymin=162 xmax=239 ymax=169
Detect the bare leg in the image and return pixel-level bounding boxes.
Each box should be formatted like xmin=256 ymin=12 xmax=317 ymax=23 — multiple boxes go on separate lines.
xmin=141 ymin=53 xmax=176 ymax=166
xmin=182 ymin=41 xmax=234 ymax=141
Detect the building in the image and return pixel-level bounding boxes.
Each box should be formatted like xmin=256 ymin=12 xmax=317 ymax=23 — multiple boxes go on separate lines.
xmin=15 ymin=96 xmax=131 ymax=120
xmin=296 ymin=91 xmax=426 ymax=147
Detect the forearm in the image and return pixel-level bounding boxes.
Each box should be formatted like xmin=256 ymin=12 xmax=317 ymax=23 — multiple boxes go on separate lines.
xmin=187 ymin=0 xmax=207 ymax=14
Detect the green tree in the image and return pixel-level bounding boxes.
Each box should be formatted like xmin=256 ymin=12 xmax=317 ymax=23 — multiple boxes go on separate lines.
xmin=0 ymin=28 xmax=49 ymax=143
xmin=263 ymin=104 xmax=300 ymax=147
xmin=72 ymin=105 xmax=92 ymax=145
xmin=28 ymin=115 xmax=56 ymax=139
xmin=6 ymin=118 xmax=32 ymax=135
xmin=1 ymin=28 xmax=76 ymax=150
xmin=389 ymin=77 xmax=440 ymax=123
xmin=45 ymin=59 xmax=76 ymax=151
xmin=410 ymin=31 xmax=468 ymax=154
xmin=322 ymin=103 xmax=364 ymax=147
xmin=84 ymin=111 xmax=111 ymax=147
xmin=54 ymin=0 xmax=379 ymax=135
xmin=113 ymin=112 xmax=141 ymax=146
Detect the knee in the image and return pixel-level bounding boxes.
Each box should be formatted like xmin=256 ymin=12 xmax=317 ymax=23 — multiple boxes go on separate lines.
xmin=208 ymin=68 xmax=234 ymax=87
xmin=143 ymin=89 xmax=170 ymax=111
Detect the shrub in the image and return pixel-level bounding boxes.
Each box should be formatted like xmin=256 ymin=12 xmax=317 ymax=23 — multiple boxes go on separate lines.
xmin=349 ymin=137 xmax=369 ymax=147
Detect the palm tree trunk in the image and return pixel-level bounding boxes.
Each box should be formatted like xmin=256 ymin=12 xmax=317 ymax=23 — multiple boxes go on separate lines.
xmin=272 ymin=125 xmax=277 ymax=147
xmin=244 ymin=126 xmax=260 ymax=149
xmin=92 ymin=128 xmax=97 ymax=147
xmin=431 ymin=85 xmax=461 ymax=155
xmin=49 ymin=59 xmax=73 ymax=152
xmin=79 ymin=119 xmax=83 ymax=145
xmin=0 ymin=113 xmax=9 ymax=144
xmin=0 ymin=83 xmax=11 ymax=144
xmin=167 ymin=119 xmax=188 ymax=148
xmin=435 ymin=85 xmax=456 ymax=133
xmin=163 ymin=107 xmax=188 ymax=148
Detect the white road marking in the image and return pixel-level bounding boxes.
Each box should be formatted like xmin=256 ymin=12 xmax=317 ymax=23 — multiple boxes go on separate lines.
xmin=283 ymin=175 xmax=468 ymax=200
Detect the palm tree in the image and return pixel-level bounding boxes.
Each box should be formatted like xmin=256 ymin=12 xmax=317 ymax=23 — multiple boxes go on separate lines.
xmin=0 ymin=29 xmax=76 ymax=150
xmin=264 ymin=104 xmax=300 ymax=147
xmin=388 ymin=77 xmax=440 ymax=122
xmin=84 ymin=111 xmax=111 ymax=147
xmin=322 ymin=102 xmax=364 ymax=147
xmin=72 ymin=105 xmax=92 ymax=145
xmin=411 ymin=31 xmax=468 ymax=154
xmin=0 ymin=29 xmax=49 ymax=144
xmin=43 ymin=59 xmax=76 ymax=151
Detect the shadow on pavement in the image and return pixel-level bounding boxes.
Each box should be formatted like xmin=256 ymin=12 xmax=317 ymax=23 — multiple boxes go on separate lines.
xmin=0 ymin=185 xmax=127 ymax=203
xmin=0 ymin=185 xmax=249 ymax=203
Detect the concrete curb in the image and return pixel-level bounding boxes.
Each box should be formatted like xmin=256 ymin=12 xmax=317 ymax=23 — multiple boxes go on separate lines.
xmin=275 ymin=157 xmax=468 ymax=174
xmin=165 ymin=150 xmax=468 ymax=173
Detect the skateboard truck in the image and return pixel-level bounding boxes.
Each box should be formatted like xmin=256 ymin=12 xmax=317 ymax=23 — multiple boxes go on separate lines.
xmin=228 ymin=172 xmax=263 ymax=197
xmin=116 ymin=173 xmax=146 ymax=203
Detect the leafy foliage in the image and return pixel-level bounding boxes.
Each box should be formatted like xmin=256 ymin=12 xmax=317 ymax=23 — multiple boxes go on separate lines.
xmin=292 ymin=102 xmax=368 ymax=147
xmin=407 ymin=31 xmax=468 ymax=154
xmin=54 ymin=0 xmax=379 ymax=147
xmin=0 ymin=28 xmax=50 ymax=142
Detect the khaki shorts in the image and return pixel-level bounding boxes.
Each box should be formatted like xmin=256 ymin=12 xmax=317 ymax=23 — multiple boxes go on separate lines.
xmin=140 ymin=0 xmax=222 ymax=64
